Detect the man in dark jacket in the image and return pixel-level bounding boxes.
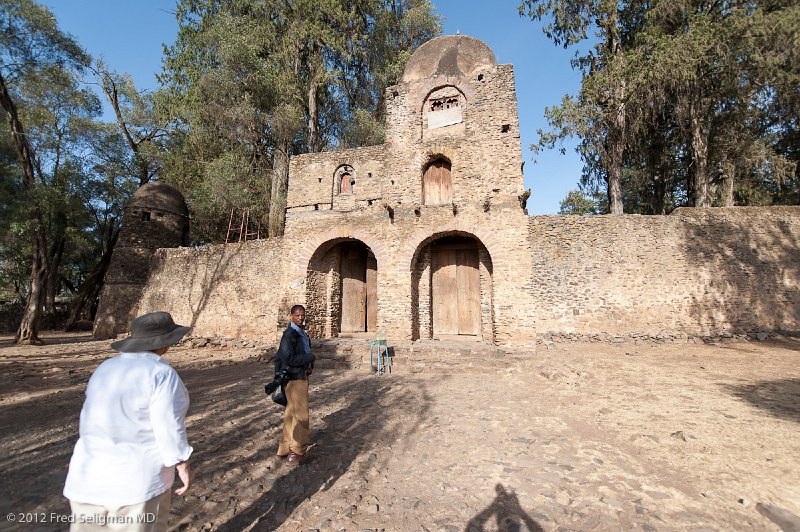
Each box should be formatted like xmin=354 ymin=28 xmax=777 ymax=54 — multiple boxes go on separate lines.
xmin=275 ymin=304 xmax=315 ymax=465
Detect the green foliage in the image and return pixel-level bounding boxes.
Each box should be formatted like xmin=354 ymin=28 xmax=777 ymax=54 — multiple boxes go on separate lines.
xmin=1 ymin=0 xmax=138 ymax=322
xmin=95 ymin=61 xmax=169 ymax=185
xmin=520 ymin=0 xmax=800 ymax=214
xmin=0 ymin=0 xmax=90 ymax=78
xmin=558 ymin=189 xmax=600 ymax=215
xmin=157 ymin=0 xmax=440 ymax=241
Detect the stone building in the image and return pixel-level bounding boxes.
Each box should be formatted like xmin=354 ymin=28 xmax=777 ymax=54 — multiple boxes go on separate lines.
xmin=283 ymin=35 xmax=533 ymax=345
xmin=95 ymin=35 xmax=800 ymax=347
xmin=94 ymin=181 xmax=189 ymax=338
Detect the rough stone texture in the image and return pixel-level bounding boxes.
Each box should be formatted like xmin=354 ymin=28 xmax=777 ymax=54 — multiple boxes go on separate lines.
xmin=530 ymin=207 xmax=800 ymax=338
xmin=286 ymin=145 xmax=387 ymax=213
xmin=136 ymin=239 xmax=285 ymax=340
xmin=96 ymin=36 xmax=800 ymax=347
xmin=94 ymin=182 xmax=189 ymax=338
xmin=401 ymin=35 xmax=497 ymax=83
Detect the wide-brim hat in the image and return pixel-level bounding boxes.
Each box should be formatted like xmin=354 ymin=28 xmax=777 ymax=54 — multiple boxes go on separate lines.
xmin=111 ymin=311 xmax=191 ymax=352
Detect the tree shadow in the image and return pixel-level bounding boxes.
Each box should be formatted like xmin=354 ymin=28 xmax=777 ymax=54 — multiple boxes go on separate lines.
xmin=139 ymin=241 xmax=244 ymax=331
xmin=766 ymin=336 xmax=800 ymax=352
xmin=0 ymin=343 xmax=432 ymax=530
xmin=725 ymin=378 xmax=800 ymax=424
xmin=0 ymin=332 xmax=95 ymax=349
xmin=679 ymin=208 xmax=800 ymax=336
xmin=465 ymin=483 xmax=544 ymax=532
xmin=214 ymin=371 xmax=432 ymax=530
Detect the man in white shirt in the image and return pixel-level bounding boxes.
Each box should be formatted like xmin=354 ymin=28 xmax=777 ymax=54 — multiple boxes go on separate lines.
xmin=64 ymin=312 xmax=193 ymax=531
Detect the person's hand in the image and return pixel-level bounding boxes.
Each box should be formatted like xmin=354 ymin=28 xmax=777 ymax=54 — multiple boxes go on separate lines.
xmin=175 ymin=461 xmax=192 ymax=496
xmin=265 ymin=380 xmax=279 ymax=394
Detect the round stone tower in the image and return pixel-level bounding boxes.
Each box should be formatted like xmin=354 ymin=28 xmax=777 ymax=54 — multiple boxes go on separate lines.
xmin=94 ymin=181 xmax=190 ymax=338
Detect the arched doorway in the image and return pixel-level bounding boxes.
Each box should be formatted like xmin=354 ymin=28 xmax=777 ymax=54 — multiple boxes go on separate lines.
xmin=306 ymin=239 xmax=377 ymax=338
xmin=422 ymin=157 xmax=452 ymax=205
xmin=411 ymin=234 xmax=494 ymax=342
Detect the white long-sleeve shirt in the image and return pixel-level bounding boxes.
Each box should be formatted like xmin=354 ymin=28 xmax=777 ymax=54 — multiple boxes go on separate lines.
xmin=64 ymin=351 xmax=193 ymax=506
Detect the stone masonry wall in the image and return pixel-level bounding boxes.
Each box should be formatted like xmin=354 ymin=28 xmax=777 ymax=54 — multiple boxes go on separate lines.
xmin=131 ymin=206 xmax=799 ymax=347
xmin=100 ymin=37 xmax=800 ymax=348
xmin=94 ymin=185 xmax=189 ymax=338
xmin=134 ymin=238 xmax=285 ymax=341
xmin=286 ymin=145 xmax=388 ymax=212
xmin=530 ymin=207 xmax=800 ymax=338
xmin=383 ymin=63 xmax=524 ymax=208
xmin=281 ymin=196 xmax=535 ymax=347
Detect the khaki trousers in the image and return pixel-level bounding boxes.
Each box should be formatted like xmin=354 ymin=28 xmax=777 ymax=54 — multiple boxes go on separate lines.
xmin=277 ymin=378 xmax=310 ymax=456
xmin=69 ymin=488 xmax=171 ymax=532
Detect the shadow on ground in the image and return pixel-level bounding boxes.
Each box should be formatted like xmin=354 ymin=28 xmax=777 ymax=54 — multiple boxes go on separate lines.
xmin=210 ymin=370 xmax=433 ymax=530
xmin=0 ymin=341 xmax=433 ymax=530
xmin=465 ymin=483 xmax=543 ymax=532
xmin=726 ymin=378 xmax=800 ymax=424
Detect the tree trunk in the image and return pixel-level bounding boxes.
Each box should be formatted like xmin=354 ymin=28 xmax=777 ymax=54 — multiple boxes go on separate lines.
xmin=268 ymin=140 xmax=290 ymax=237
xmin=606 ymin=164 xmax=624 ymax=214
xmin=307 ymin=78 xmax=318 ymax=152
xmin=602 ymin=9 xmax=624 ymax=214
xmin=690 ymin=93 xmax=710 ymax=207
xmin=606 ymin=91 xmax=626 ymax=214
xmin=647 ymin=119 xmax=667 ymax=214
xmin=46 ymin=232 xmax=66 ymax=314
xmin=0 ymin=71 xmax=48 ymax=344
xmin=16 ymin=232 xmax=48 ymax=344
xmin=102 ymin=71 xmax=151 ymax=185
xmin=307 ymin=44 xmax=321 ymax=153
xmin=64 ymin=229 xmax=119 ymax=330
xmin=720 ymin=159 xmax=735 ymax=207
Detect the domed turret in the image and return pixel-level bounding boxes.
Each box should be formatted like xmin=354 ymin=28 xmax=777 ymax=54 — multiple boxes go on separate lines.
xmin=94 ymin=181 xmax=190 ymax=338
xmin=123 ymin=182 xmax=190 ymax=248
xmin=402 ymin=35 xmax=497 ymax=83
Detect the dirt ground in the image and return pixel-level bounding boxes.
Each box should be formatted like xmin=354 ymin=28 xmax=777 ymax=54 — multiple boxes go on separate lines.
xmin=1 ymin=332 xmax=799 ymax=532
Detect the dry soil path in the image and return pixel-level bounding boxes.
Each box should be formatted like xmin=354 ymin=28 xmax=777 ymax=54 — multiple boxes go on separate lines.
xmin=0 ymin=333 xmax=799 ymax=531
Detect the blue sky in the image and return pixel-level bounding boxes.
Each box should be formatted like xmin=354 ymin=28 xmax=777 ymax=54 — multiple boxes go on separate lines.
xmin=41 ymin=0 xmax=585 ymax=215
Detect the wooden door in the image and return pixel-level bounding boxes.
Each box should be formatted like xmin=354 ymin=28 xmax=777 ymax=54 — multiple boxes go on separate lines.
xmin=423 ymin=159 xmax=452 ymax=205
xmin=366 ymin=253 xmax=377 ymax=332
xmin=432 ymin=248 xmax=459 ymax=334
xmin=340 ymin=245 xmax=366 ymax=332
xmin=431 ymin=244 xmax=480 ymax=336
xmin=340 ymin=172 xmax=352 ymax=194
xmin=456 ymin=249 xmax=480 ymax=334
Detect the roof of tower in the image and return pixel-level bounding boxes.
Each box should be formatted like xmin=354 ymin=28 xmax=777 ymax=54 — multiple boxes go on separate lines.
xmin=402 ymin=35 xmax=497 ymax=83
xmin=128 ymin=181 xmax=189 ymax=217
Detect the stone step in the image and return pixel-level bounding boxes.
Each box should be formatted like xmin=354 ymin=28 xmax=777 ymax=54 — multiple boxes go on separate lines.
xmin=312 ymin=338 xmax=523 ymax=374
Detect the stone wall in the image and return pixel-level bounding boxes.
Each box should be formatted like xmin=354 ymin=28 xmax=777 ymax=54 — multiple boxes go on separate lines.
xmin=281 ymin=196 xmax=535 ymax=347
xmin=286 ymin=145 xmax=388 ymax=213
xmin=530 ymin=207 xmax=800 ymax=338
xmin=94 ymin=182 xmax=189 ymax=338
xmin=128 ymin=206 xmax=800 ymax=347
xmin=96 ymin=37 xmax=800 ymax=347
xmin=134 ymin=239 xmax=285 ymax=341
xmin=383 ymin=63 xmax=524 ymax=208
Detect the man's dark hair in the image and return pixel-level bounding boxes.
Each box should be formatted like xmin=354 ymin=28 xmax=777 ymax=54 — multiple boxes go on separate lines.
xmin=290 ymin=304 xmax=305 ymax=315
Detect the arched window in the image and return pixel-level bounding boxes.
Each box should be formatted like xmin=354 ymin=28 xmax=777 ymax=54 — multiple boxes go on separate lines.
xmin=340 ymin=172 xmax=352 ymax=194
xmin=334 ymin=165 xmax=355 ymax=195
xmin=425 ymin=86 xmax=464 ymax=130
xmin=423 ymin=158 xmax=452 ymax=205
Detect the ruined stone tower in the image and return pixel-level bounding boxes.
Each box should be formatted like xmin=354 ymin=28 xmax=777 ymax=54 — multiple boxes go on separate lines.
xmin=94 ymin=181 xmax=189 ymax=338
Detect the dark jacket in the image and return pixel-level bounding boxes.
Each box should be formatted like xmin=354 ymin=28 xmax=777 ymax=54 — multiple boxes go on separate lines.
xmin=275 ymin=325 xmax=315 ymax=380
